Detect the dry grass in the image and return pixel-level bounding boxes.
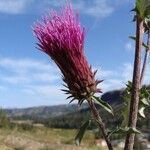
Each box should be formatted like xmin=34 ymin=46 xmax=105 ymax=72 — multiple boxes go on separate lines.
xmin=0 ymin=127 xmax=122 ymax=150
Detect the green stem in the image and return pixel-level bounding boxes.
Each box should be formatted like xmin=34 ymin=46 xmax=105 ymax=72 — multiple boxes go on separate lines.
xmin=140 ymin=30 xmax=150 ymax=85
xmin=124 ymin=17 xmax=144 ymax=150
xmin=88 ymin=100 xmax=113 ymax=150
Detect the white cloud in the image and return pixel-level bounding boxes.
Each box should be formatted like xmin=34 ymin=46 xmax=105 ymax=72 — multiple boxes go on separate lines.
xmin=96 ymin=61 xmax=150 ymax=92
xmin=0 ymin=57 xmax=60 ymax=85
xmin=122 ymin=63 xmax=133 ymax=81
xmin=101 ymin=79 xmax=124 ymax=92
xmin=0 ymin=56 xmax=66 ymax=107
xmin=0 ymin=85 xmax=7 ymax=91
xmin=82 ymin=0 xmax=114 ymax=18
xmin=42 ymin=0 xmax=64 ymax=7
xmin=60 ymin=0 xmax=115 ymax=18
xmin=96 ymin=67 xmax=124 ymax=92
xmin=1 ymin=76 xmax=29 ymax=84
xmin=24 ymin=85 xmax=63 ymax=97
xmin=96 ymin=68 xmax=117 ymax=78
xmin=30 ymin=0 xmax=115 ymax=18
xmin=71 ymin=0 xmax=130 ymax=18
xmin=0 ymin=57 xmax=52 ymax=71
xmin=61 ymin=0 xmax=130 ymax=18
xmin=0 ymin=0 xmax=33 ymax=14
xmin=0 ymin=56 xmax=150 ymax=107
xmin=0 ymin=58 xmax=59 ymax=84
xmin=125 ymin=42 xmax=134 ymax=52
xmin=0 ymin=0 xmax=129 ymax=18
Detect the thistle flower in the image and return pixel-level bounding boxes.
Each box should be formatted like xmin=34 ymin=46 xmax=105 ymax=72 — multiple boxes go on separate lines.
xmin=33 ymin=3 xmax=101 ymax=103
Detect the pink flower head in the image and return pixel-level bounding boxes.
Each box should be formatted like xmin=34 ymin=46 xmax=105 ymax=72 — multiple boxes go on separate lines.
xmin=33 ymin=3 xmax=101 ymax=103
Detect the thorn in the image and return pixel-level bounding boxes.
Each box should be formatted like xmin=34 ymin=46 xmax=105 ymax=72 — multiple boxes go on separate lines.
xmin=93 ymin=70 xmax=98 ymax=76
xmin=67 ymin=95 xmax=73 ymax=99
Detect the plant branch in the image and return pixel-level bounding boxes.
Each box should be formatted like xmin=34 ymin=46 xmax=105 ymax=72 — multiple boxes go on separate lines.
xmin=124 ymin=17 xmax=144 ymax=150
xmin=140 ymin=29 xmax=150 ymax=85
xmin=88 ymin=99 xmax=113 ymax=150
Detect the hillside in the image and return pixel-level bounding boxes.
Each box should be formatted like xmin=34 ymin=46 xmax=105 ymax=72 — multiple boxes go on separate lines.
xmin=3 ymin=89 xmax=150 ymax=130
xmin=5 ymin=104 xmax=89 ymax=121
xmin=5 ymin=89 xmax=123 ymax=118
xmin=0 ymin=128 xmax=102 ymax=150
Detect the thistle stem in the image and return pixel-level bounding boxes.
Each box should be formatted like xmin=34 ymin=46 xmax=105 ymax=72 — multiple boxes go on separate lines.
xmin=140 ymin=30 xmax=150 ymax=85
xmin=124 ymin=18 xmax=144 ymax=150
xmin=88 ymin=100 xmax=113 ymax=150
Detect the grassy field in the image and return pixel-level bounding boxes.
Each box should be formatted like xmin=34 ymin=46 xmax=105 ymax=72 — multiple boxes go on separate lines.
xmin=0 ymin=126 xmax=109 ymax=150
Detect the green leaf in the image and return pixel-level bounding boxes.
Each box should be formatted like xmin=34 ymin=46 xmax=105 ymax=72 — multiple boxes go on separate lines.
xmin=129 ymin=36 xmax=136 ymax=40
xmin=144 ymin=1 xmax=150 ymax=17
xmin=141 ymin=98 xmax=149 ymax=106
xmin=108 ymin=127 xmax=141 ymax=137
xmin=144 ymin=8 xmax=150 ymax=17
xmin=92 ymin=96 xmax=113 ymax=115
xmin=121 ymin=105 xmax=129 ymax=127
xmin=128 ymin=127 xmax=142 ymax=134
xmin=139 ymin=107 xmax=146 ymax=118
xmin=134 ymin=0 xmax=150 ymax=19
xmin=129 ymin=36 xmax=148 ymax=48
xmin=136 ymin=0 xmax=145 ymax=18
xmin=108 ymin=127 xmax=127 ymax=137
xmin=121 ymin=81 xmax=132 ymax=127
xmin=75 ymin=120 xmax=90 ymax=146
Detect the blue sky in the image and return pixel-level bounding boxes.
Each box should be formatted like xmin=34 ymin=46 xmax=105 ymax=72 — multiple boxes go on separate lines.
xmin=0 ymin=0 xmax=150 ymax=108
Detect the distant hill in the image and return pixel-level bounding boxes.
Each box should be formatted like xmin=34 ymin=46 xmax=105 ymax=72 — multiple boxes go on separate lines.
xmin=4 ymin=89 xmax=150 ymax=130
xmin=101 ymin=89 xmax=124 ymax=104
xmin=5 ymin=104 xmax=89 ymax=119
xmin=5 ymin=89 xmax=123 ymax=118
xmin=4 ymin=89 xmax=123 ymax=120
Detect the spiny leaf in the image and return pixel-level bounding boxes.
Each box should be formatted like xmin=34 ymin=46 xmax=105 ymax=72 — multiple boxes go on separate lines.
xmin=121 ymin=104 xmax=130 ymax=127
xmin=139 ymin=107 xmax=146 ymax=118
xmin=108 ymin=127 xmax=126 ymax=137
xmin=92 ymin=96 xmax=114 ymax=115
xmin=78 ymin=99 xmax=85 ymax=106
xmin=128 ymin=127 xmax=142 ymax=134
xmin=108 ymin=127 xmax=141 ymax=137
xmin=62 ymin=83 xmax=68 ymax=88
xmin=121 ymin=81 xmax=131 ymax=127
xmin=144 ymin=1 xmax=150 ymax=17
xmin=75 ymin=120 xmax=91 ymax=146
xmin=129 ymin=36 xmax=148 ymax=48
xmin=66 ymin=95 xmax=73 ymax=99
xmin=136 ymin=0 xmax=144 ymax=18
xmin=69 ymin=98 xmax=76 ymax=104
xmin=141 ymin=98 xmax=149 ymax=106
xmin=135 ymin=0 xmax=150 ymax=18
xmin=61 ymin=89 xmax=70 ymax=94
